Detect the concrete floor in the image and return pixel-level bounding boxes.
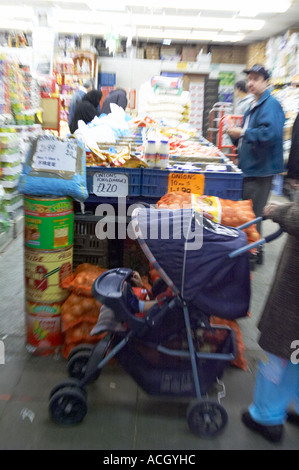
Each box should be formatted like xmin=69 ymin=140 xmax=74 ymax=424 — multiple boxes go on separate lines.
xmin=0 ymin=195 xmax=299 ymax=450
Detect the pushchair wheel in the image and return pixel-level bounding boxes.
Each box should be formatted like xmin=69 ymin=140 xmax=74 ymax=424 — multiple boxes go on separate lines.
xmin=187 ymin=399 xmax=228 ymax=438
xmin=49 ymin=386 xmax=87 ymax=425
xmin=67 ymin=334 xmax=113 ymax=382
xmin=49 ymin=378 xmax=86 ymax=400
xmin=68 ymin=350 xmax=95 ymax=381
xmin=67 ymin=343 xmax=95 ymax=361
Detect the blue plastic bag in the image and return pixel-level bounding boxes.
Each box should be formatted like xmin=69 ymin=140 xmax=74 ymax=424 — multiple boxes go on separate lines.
xmin=18 ymin=135 xmax=88 ymax=202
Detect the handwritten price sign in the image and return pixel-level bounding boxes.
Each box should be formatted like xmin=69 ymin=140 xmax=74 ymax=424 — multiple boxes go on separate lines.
xmin=32 ymin=136 xmax=77 ymax=173
xmin=93 ymin=172 xmax=129 ymax=197
xmin=168 ymin=172 xmax=205 ymax=194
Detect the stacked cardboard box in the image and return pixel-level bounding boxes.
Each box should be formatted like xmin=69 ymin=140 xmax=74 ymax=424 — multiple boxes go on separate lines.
xmin=181 ymin=47 xmax=197 ymax=62
xmin=247 ymin=41 xmax=267 ymax=68
xmin=231 ymin=46 xmax=248 ymax=64
xmin=145 ymin=46 xmax=160 ymax=60
xmin=136 ymin=47 xmax=145 ymax=59
xmin=160 ymin=46 xmax=181 ymax=61
xmin=211 ymin=46 xmax=233 ymax=64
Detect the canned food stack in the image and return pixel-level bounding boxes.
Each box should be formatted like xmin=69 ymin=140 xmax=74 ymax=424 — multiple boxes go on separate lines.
xmin=24 ymin=195 xmax=74 ymax=355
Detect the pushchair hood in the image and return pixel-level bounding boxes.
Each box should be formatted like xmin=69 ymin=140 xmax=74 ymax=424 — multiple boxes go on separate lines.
xmin=131 ymin=207 xmax=250 ymax=320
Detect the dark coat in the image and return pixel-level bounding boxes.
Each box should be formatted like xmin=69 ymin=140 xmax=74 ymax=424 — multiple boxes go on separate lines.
xmin=258 ymin=199 xmax=299 ymax=359
xmin=100 ymin=89 xmax=127 ymax=115
xmin=287 ymin=113 xmax=299 ymax=180
xmin=70 ymin=90 xmax=102 ymax=134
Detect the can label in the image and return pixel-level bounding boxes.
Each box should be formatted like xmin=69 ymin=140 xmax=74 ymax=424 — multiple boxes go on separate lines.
xmin=25 ymin=300 xmax=62 ymax=317
xmin=25 ymin=312 xmax=62 ymax=356
xmin=25 ymin=246 xmax=73 ymax=303
xmin=24 ymin=196 xmax=74 ymax=250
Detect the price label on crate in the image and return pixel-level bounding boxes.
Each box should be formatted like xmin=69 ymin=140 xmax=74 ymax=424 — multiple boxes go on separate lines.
xmin=32 ymin=135 xmax=77 ymax=173
xmin=168 ymin=173 xmax=205 ymax=195
xmin=93 ymin=172 xmax=128 ymax=197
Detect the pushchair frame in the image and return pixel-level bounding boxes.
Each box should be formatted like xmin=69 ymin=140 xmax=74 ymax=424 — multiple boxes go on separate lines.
xmin=49 ymin=214 xmax=283 ymax=437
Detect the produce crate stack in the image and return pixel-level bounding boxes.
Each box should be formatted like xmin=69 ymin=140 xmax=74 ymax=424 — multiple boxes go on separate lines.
xmin=24 ymin=195 xmax=74 ymax=356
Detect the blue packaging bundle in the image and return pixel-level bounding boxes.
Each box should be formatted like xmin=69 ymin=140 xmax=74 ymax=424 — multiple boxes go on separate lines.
xmin=18 ymin=134 xmax=88 ymax=202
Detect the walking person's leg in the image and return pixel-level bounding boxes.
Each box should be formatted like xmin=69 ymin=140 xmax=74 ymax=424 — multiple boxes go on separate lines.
xmin=242 ymin=352 xmax=299 ymax=442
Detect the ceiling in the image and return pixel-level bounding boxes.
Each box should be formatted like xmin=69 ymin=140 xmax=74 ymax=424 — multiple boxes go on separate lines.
xmin=1 ymin=0 xmax=299 ymax=45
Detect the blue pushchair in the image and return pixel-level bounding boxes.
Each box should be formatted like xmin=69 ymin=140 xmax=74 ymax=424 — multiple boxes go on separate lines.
xmin=49 ymin=208 xmax=283 ymax=437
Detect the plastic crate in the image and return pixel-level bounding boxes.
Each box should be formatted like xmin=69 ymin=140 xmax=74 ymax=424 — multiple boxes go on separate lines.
xmin=99 ymin=72 xmax=116 ymax=86
xmin=86 ymin=167 xmax=142 ymax=199
xmin=204 ymin=170 xmax=243 ymax=200
xmin=73 ymin=214 xmax=109 ymax=269
xmin=141 ymin=167 xmax=243 ymax=200
xmin=141 ymin=168 xmax=183 ymax=198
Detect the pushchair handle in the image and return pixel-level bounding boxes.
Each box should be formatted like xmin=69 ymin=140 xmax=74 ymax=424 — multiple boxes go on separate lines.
xmin=229 ymin=216 xmax=284 ymax=258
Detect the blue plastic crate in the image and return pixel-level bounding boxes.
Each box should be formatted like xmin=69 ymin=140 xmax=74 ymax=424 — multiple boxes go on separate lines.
xmin=141 ymin=167 xmax=243 ymax=200
xmin=204 ymin=171 xmax=243 ymax=200
xmin=141 ymin=168 xmax=184 ymax=198
xmin=99 ymin=72 xmax=116 ymax=86
xmin=86 ymin=167 xmax=142 ymax=199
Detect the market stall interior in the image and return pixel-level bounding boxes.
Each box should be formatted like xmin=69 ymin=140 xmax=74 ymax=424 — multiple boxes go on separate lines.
xmin=1 ymin=1 xmax=299 ymax=450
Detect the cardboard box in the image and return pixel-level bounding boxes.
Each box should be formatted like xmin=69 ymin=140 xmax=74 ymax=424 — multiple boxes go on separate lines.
xmin=145 ymin=46 xmax=160 ymax=60
xmin=181 ymin=47 xmax=197 ymax=62
xmin=136 ymin=47 xmax=145 ymax=59
xmin=247 ymin=41 xmax=267 ymax=68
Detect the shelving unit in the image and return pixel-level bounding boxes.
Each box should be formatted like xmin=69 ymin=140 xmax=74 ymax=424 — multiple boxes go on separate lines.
xmin=54 ymin=51 xmax=98 ymax=123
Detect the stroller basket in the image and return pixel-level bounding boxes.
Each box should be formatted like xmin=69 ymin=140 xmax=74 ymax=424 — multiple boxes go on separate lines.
xmin=116 ymin=324 xmax=236 ymax=397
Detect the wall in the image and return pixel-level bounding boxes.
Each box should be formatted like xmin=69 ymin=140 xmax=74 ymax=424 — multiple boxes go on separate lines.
xmin=98 ymin=57 xmax=162 ymax=108
xmin=98 ymin=57 xmax=246 ymax=109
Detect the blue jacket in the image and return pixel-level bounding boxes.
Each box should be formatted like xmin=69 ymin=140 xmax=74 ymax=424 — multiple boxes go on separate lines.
xmin=238 ymin=88 xmax=285 ymax=177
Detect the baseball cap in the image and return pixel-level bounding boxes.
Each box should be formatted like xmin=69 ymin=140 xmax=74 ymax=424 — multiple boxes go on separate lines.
xmin=243 ymin=64 xmax=270 ymax=80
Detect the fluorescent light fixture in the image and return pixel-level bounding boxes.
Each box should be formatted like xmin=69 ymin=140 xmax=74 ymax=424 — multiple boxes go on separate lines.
xmin=125 ymin=0 xmax=291 ymax=13
xmin=136 ymin=28 xmax=217 ymax=41
xmin=86 ymin=0 xmax=126 ymax=11
xmin=131 ymin=14 xmax=264 ymax=30
xmin=214 ymin=33 xmax=245 ymax=42
xmin=0 ymin=5 xmax=34 ymax=20
xmin=53 ymin=11 xmax=264 ymax=32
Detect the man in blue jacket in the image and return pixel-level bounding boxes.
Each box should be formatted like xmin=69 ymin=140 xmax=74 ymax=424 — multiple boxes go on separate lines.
xmin=227 ymin=64 xmax=285 ymax=263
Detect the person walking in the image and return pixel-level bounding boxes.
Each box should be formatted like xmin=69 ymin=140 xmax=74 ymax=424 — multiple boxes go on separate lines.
xmin=241 ymin=128 xmax=299 ymax=443
xmin=286 ymin=112 xmax=299 ymax=200
xmin=69 ymin=89 xmax=102 ymax=134
xmin=68 ymin=79 xmax=94 ymax=128
xmin=227 ymin=64 xmax=285 ymax=263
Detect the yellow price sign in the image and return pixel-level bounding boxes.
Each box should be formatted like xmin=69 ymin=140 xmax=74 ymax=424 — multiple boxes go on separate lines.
xmin=167 ymin=173 xmax=205 ymax=195
xmin=176 ymin=61 xmax=188 ymax=70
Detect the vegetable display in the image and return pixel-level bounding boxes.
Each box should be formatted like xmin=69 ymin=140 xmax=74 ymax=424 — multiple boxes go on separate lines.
xmin=156 ymin=191 xmax=260 ymax=244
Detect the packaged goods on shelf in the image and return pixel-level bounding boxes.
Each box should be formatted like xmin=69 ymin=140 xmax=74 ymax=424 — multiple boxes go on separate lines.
xmin=0 ymin=53 xmax=41 ymax=125
xmin=0 ymin=183 xmax=11 ymax=233
xmin=138 ymin=78 xmax=190 ymax=124
xmin=266 ymin=33 xmax=299 ymax=82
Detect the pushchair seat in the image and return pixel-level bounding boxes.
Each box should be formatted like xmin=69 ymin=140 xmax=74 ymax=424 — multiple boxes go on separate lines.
xmin=92 ymin=267 xmax=151 ymax=332
xmin=92 ymin=267 xmax=179 ymax=335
